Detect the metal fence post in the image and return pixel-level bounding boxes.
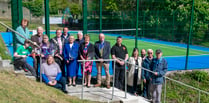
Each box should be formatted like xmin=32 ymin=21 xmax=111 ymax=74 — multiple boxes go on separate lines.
xmin=164 ymin=77 xmax=166 ymax=103
xmin=125 ymin=62 xmax=127 ymax=98
xmin=112 ymin=60 xmax=116 ymax=100
xmin=99 ymin=0 xmax=102 ymax=33
xmin=185 ymin=0 xmax=195 ymax=70
xmin=135 ymin=0 xmax=139 ymax=48
xmin=81 ymin=61 xmax=85 ymax=99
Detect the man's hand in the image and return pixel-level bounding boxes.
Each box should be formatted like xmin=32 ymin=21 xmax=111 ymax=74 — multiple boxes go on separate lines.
xmin=99 ymin=58 xmax=103 ymax=63
xmin=154 ymin=72 xmax=158 ymax=76
xmin=120 ymin=61 xmax=125 ymax=65
xmin=66 ymin=60 xmax=69 ymax=64
xmin=55 ymin=54 xmax=59 ymax=57
xmin=143 ymin=79 xmax=146 ymax=83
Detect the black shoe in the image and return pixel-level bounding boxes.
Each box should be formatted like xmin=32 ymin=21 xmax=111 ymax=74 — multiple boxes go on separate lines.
xmin=72 ymin=84 xmax=76 ymax=87
xmin=63 ymin=90 xmax=68 ymax=94
xmin=68 ymin=84 xmax=71 ymax=86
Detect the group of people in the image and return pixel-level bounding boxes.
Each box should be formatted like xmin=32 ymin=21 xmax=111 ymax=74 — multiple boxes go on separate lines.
xmin=13 ymin=19 xmax=167 ymax=103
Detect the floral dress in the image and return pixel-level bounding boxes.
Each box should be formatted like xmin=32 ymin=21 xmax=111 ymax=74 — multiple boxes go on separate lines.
xmin=81 ymin=43 xmax=93 ymax=75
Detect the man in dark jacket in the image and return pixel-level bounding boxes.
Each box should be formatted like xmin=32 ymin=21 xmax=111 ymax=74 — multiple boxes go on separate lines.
xmin=142 ymin=49 xmax=154 ymax=99
xmin=31 ymin=26 xmax=43 ymax=76
xmin=50 ymin=29 xmax=65 ymax=77
xmin=94 ymin=33 xmax=111 ymax=89
xmin=61 ymin=27 xmax=70 ymax=44
xmin=150 ymin=49 xmax=167 ymax=103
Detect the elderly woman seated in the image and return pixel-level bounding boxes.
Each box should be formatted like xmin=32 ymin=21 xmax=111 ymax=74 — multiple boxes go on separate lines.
xmin=41 ymin=55 xmax=68 ymax=93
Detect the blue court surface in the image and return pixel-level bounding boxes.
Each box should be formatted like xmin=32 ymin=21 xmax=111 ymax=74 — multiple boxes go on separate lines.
xmin=1 ymin=32 xmax=209 ymax=77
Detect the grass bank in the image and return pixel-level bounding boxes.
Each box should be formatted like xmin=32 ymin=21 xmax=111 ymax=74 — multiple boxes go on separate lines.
xmin=0 ymin=34 xmax=11 ymax=59
xmin=0 ymin=70 xmax=93 ymax=103
xmin=162 ymin=71 xmax=209 ymax=103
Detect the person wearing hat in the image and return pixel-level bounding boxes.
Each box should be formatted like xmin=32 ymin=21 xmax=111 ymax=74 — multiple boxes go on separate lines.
xmin=150 ymin=49 xmax=167 ymax=103
xmin=111 ymin=36 xmax=129 ymax=90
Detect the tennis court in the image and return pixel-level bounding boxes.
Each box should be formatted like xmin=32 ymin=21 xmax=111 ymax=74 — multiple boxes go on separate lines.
xmin=1 ymin=31 xmax=209 ymax=77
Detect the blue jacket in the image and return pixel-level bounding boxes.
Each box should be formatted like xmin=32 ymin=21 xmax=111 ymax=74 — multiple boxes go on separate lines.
xmin=63 ymin=43 xmax=79 ymax=61
xmin=150 ymin=58 xmax=167 ymax=84
xmin=142 ymin=56 xmax=153 ymax=80
xmin=15 ymin=26 xmax=30 ymax=49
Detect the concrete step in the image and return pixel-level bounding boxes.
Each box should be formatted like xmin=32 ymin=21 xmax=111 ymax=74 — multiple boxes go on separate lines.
xmin=67 ymin=85 xmax=149 ymax=103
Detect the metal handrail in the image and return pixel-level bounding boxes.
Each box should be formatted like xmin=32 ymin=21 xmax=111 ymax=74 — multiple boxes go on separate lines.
xmin=117 ymin=57 xmax=209 ymax=103
xmin=78 ymin=59 xmax=117 ymax=100
xmin=0 ymin=22 xmax=42 ymax=82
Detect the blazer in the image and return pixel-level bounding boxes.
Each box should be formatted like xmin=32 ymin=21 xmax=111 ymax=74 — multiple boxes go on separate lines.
xmin=50 ymin=37 xmax=65 ymax=55
xmin=94 ymin=41 xmax=111 ymax=63
xmin=63 ymin=43 xmax=79 ymax=61
xmin=79 ymin=42 xmax=94 ymax=59
xmin=31 ymin=34 xmax=43 ymax=50
xmin=127 ymin=56 xmax=142 ymax=86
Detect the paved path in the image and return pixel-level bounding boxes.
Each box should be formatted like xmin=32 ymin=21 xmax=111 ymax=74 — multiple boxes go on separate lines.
xmin=13 ymin=69 xmax=149 ymax=103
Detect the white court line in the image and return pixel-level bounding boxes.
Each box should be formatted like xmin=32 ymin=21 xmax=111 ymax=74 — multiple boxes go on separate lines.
xmin=138 ymin=40 xmax=209 ymax=54
xmin=121 ymin=39 xmax=202 ymax=54
xmin=164 ymin=54 xmax=209 ymax=58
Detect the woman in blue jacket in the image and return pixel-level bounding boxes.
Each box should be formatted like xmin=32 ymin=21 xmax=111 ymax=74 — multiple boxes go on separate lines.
xmin=63 ymin=36 xmax=79 ymax=86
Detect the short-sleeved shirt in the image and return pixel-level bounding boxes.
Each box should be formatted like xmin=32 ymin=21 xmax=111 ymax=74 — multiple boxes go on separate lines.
xmin=111 ymin=43 xmax=128 ymax=60
xmin=16 ymin=45 xmax=32 ymax=55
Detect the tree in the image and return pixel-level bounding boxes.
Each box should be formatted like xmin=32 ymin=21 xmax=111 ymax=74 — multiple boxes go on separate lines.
xmin=23 ymin=0 xmax=44 ymax=17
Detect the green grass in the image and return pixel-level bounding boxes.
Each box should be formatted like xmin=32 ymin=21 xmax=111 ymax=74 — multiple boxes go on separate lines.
xmin=0 ymin=70 xmax=94 ymax=103
xmin=162 ymin=71 xmax=209 ymax=103
xmin=51 ymin=33 xmax=209 ymax=57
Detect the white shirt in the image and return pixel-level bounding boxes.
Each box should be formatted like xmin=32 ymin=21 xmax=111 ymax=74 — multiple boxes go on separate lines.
xmin=69 ymin=43 xmax=73 ymax=48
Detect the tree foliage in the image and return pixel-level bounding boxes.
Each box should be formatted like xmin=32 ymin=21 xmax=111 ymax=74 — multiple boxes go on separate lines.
xmin=23 ymin=0 xmax=44 ymax=17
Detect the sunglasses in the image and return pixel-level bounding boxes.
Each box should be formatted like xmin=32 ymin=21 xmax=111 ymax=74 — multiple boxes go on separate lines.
xmin=148 ymin=52 xmax=152 ymax=54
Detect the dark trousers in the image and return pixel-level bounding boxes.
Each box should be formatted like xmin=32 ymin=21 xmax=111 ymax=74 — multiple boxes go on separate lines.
xmin=132 ymin=69 xmax=141 ymax=94
xmin=51 ymin=77 xmax=67 ymax=92
xmin=14 ymin=58 xmax=37 ymax=77
xmin=54 ymin=57 xmax=65 ymax=77
xmin=33 ymin=56 xmax=40 ymax=76
xmin=143 ymin=80 xmax=151 ymax=99
xmin=114 ymin=65 xmax=125 ymax=90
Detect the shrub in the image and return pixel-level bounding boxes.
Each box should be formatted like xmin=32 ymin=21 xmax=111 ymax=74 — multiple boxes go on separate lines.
xmin=191 ymin=71 xmax=208 ymax=82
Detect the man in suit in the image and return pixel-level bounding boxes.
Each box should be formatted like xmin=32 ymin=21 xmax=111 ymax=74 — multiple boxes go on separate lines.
xmin=61 ymin=27 xmax=70 ymax=44
xmin=31 ymin=26 xmax=43 ymax=76
xmin=94 ymin=33 xmax=111 ymax=89
xmin=50 ymin=29 xmax=65 ymax=77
